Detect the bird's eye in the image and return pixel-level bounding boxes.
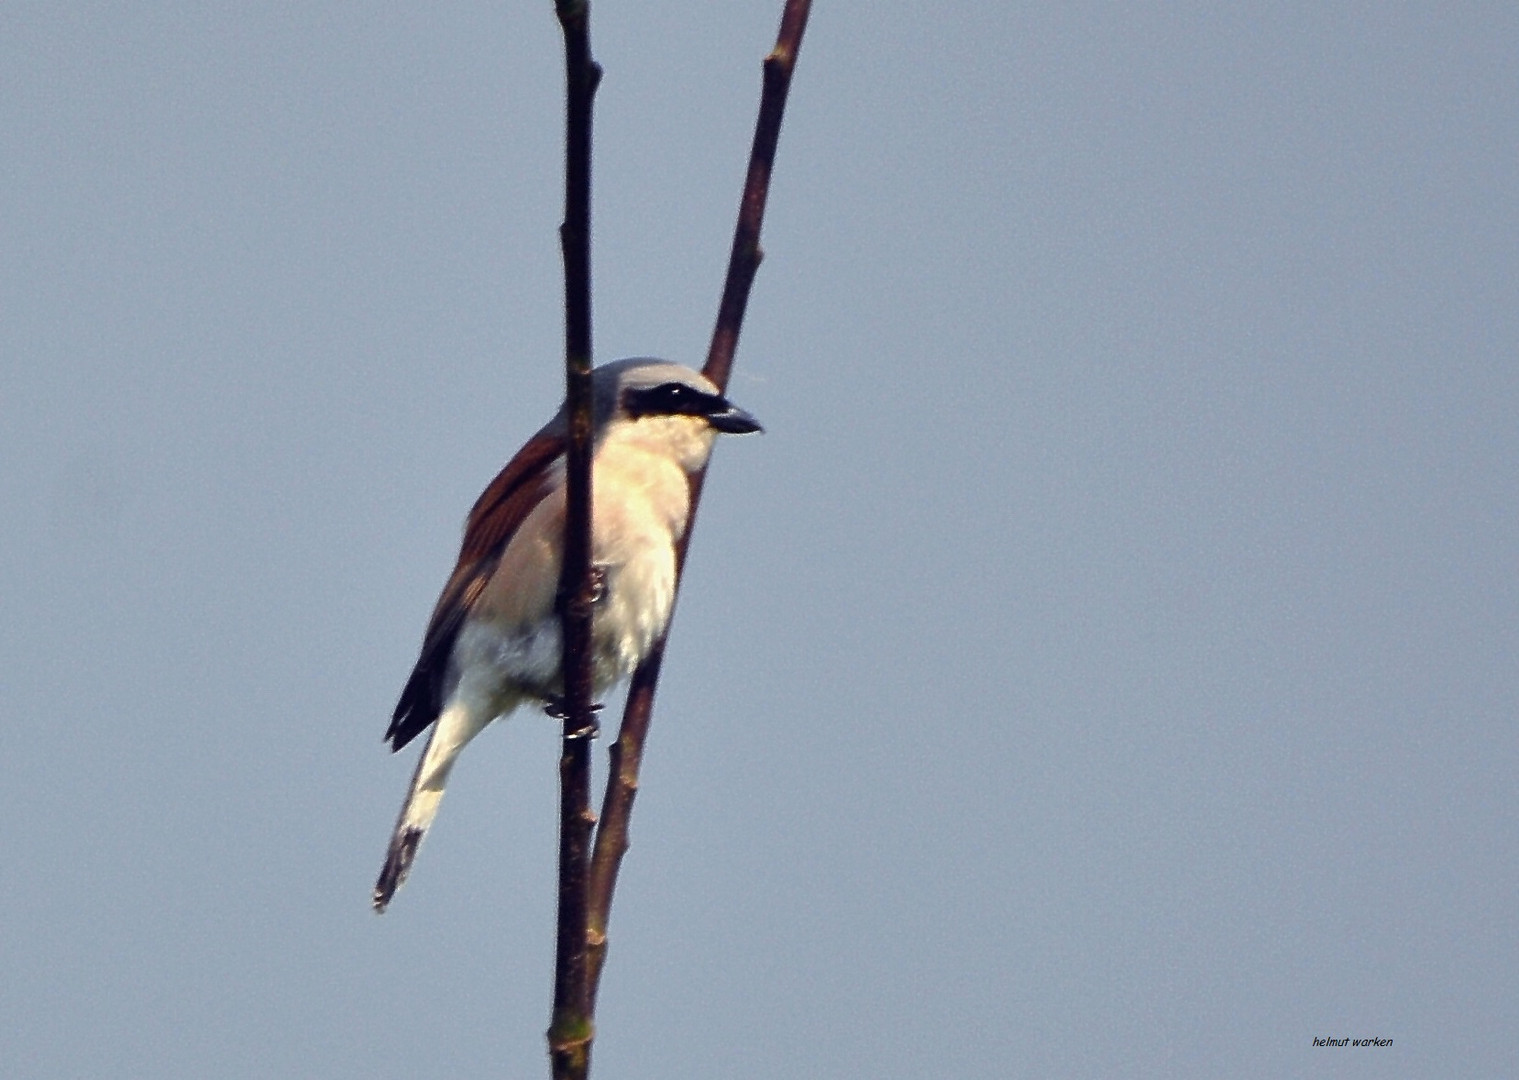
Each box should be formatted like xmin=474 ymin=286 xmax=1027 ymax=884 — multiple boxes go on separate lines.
xmin=626 ymin=381 xmax=717 ymax=418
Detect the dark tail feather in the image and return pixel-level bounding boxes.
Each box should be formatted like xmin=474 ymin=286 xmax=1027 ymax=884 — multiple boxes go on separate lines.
xmin=372 ymin=731 xmax=437 ymax=914
xmin=372 ymin=697 xmax=498 ymax=912
xmin=373 ymin=826 xmax=424 ymax=913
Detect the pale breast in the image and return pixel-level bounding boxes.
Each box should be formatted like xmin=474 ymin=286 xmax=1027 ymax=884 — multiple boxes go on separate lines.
xmin=587 ymin=442 xmax=690 ymax=680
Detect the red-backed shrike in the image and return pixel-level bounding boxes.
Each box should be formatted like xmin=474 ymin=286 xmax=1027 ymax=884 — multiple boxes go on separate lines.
xmin=373 ymin=358 xmax=761 ymax=911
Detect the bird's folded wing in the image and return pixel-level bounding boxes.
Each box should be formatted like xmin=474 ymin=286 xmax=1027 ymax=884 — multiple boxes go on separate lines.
xmin=385 ymin=429 xmax=566 ymax=751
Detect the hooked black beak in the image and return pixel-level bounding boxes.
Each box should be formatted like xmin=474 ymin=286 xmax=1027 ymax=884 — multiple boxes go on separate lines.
xmin=707 ymin=401 xmax=763 ymax=434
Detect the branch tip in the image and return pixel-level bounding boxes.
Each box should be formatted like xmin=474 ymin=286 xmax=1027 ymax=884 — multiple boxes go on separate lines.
xmin=583 ymin=0 xmax=811 ymax=1022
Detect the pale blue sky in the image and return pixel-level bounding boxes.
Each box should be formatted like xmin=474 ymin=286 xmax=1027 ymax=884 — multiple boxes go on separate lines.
xmin=3 ymin=3 xmax=1516 ymax=1077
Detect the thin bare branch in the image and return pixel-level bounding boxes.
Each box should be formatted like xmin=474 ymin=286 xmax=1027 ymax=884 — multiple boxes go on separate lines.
xmin=548 ymin=1 xmax=601 ymax=1077
xmin=586 ymin=0 xmax=812 ymax=1011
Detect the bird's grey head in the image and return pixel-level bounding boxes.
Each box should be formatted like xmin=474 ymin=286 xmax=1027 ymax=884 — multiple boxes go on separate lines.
xmin=592 ymin=357 xmax=762 ymax=436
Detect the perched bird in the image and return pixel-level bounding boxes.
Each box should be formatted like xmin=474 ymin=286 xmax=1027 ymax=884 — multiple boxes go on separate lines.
xmin=373 ymin=358 xmax=761 ymax=912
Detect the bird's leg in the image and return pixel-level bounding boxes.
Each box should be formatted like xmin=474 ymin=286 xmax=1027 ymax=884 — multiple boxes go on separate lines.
xmin=544 ymin=563 xmax=609 ymax=738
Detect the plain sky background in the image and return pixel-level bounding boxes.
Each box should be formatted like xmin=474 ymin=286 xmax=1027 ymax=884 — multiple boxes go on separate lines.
xmin=3 ymin=3 xmax=1516 ymax=1077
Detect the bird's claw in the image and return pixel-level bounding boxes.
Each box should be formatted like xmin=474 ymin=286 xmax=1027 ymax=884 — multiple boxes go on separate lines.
xmin=588 ymin=564 xmax=608 ymax=605
xmin=543 ymin=696 xmax=603 ymax=740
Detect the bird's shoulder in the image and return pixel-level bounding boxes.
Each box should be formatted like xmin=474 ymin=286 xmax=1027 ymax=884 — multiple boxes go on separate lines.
xmin=459 ymin=429 xmax=566 ymax=565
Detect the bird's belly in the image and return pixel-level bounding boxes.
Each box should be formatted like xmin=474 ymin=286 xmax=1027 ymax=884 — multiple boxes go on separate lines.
xmin=592 ymin=537 xmax=677 ymax=682
xmin=458 ymin=535 xmax=677 ymax=705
